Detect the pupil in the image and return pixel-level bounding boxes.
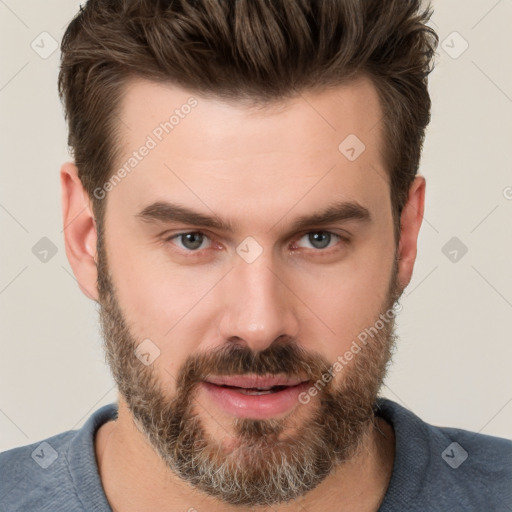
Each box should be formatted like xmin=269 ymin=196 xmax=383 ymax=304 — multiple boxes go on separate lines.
xmin=309 ymin=232 xmax=330 ymax=249
xmin=182 ymin=232 xmax=203 ymax=250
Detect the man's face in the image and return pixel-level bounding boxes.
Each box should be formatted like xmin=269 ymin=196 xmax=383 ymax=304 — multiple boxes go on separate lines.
xmin=96 ymin=76 xmax=403 ymax=507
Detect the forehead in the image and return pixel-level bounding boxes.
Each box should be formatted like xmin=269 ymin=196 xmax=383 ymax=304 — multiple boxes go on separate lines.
xmin=107 ymin=75 xmax=389 ymax=231
xmin=116 ymin=75 xmax=383 ymax=158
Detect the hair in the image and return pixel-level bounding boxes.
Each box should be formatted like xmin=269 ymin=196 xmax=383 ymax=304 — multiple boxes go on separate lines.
xmin=58 ymin=0 xmax=438 ymax=242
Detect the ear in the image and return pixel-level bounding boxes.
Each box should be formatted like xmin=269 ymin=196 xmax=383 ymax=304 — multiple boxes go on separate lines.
xmin=60 ymin=162 xmax=99 ymax=301
xmin=396 ymin=175 xmax=426 ymax=290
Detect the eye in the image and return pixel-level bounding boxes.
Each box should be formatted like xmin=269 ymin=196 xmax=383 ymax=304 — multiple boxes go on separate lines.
xmin=293 ymin=231 xmax=347 ymax=251
xmin=167 ymin=231 xmax=212 ymax=251
xmin=164 ymin=230 xmax=348 ymax=255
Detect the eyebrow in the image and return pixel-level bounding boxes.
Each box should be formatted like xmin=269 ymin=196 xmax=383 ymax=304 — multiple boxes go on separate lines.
xmin=135 ymin=199 xmax=372 ymax=233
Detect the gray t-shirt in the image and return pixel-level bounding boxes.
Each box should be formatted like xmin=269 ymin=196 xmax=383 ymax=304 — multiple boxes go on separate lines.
xmin=1 ymin=398 xmax=511 ymax=511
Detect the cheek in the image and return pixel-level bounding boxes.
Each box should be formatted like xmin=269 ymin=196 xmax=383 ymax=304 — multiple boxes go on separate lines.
xmin=106 ymin=235 xmax=225 ymax=379
xmin=292 ymin=237 xmax=394 ymax=362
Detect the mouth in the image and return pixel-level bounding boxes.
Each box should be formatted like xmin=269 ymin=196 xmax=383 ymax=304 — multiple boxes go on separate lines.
xmin=200 ymin=375 xmax=311 ymax=418
xmin=204 ymin=374 xmax=308 ymax=389
xmin=211 ymin=384 xmax=294 ymax=395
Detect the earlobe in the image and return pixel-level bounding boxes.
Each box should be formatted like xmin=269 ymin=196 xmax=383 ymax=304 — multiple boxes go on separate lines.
xmin=396 ymin=175 xmax=426 ymax=291
xmin=60 ymin=162 xmax=99 ymax=301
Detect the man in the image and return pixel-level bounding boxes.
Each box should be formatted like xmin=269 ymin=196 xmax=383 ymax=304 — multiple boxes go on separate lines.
xmin=1 ymin=0 xmax=510 ymax=510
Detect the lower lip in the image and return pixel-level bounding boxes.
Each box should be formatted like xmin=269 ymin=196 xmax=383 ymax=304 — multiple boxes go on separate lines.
xmin=201 ymin=381 xmax=311 ymax=419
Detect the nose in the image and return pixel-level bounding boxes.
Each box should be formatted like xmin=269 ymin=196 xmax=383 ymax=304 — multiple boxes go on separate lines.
xmin=217 ymin=250 xmax=300 ymax=353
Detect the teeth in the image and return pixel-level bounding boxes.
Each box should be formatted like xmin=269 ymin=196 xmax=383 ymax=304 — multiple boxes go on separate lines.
xmin=237 ymin=388 xmax=275 ymax=395
xmin=217 ymin=384 xmax=290 ymax=394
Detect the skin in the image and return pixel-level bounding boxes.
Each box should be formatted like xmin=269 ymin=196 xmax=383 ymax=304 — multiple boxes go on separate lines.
xmin=61 ymin=74 xmax=425 ymax=511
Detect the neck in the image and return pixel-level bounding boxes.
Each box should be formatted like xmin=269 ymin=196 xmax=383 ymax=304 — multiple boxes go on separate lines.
xmin=95 ymin=399 xmax=395 ymax=512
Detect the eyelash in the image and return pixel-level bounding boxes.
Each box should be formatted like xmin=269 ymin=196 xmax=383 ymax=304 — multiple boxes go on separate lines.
xmin=163 ymin=230 xmax=350 ymax=256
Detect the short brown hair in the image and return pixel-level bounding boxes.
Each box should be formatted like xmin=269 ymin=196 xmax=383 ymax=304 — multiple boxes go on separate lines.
xmin=58 ymin=0 xmax=438 ymax=241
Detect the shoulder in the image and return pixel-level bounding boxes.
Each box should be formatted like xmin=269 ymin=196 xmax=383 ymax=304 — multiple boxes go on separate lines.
xmin=0 ymin=429 xmax=80 ymax=511
xmin=0 ymin=403 xmax=117 ymax=512
xmin=376 ymin=398 xmax=512 ymax=511
xmin=428 ymin=422 xmax=512 ymax=505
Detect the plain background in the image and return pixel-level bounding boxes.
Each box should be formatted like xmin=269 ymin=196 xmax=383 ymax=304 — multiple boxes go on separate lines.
xmin=1 ymin=0 xmax=511 ymax=452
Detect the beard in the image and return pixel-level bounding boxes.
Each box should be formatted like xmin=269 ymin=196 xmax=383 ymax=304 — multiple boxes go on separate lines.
xmin=96 ymin=228 xmax=402 ymax=508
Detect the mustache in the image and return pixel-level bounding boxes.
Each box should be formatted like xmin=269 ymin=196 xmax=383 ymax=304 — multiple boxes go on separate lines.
xmin=175 ymin=338 xmax=332 ymax=391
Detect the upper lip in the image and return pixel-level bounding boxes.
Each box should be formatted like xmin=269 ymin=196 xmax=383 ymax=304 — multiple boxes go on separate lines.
xmin=204 ymin=374 xmax=308 ymax=389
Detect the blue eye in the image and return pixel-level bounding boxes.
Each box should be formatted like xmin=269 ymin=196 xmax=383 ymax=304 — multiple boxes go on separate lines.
xmin=295 ymin=231 xmax=344 ymax=250
xmin=165 ymin=230 xmax=348 ymax=255
xmin=168 ymin=232 xmax=211 ymax=251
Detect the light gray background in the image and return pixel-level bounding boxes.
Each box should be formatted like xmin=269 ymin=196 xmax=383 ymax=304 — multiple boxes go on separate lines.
xmin=1 ymin=0 xmax=511 ymax=451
